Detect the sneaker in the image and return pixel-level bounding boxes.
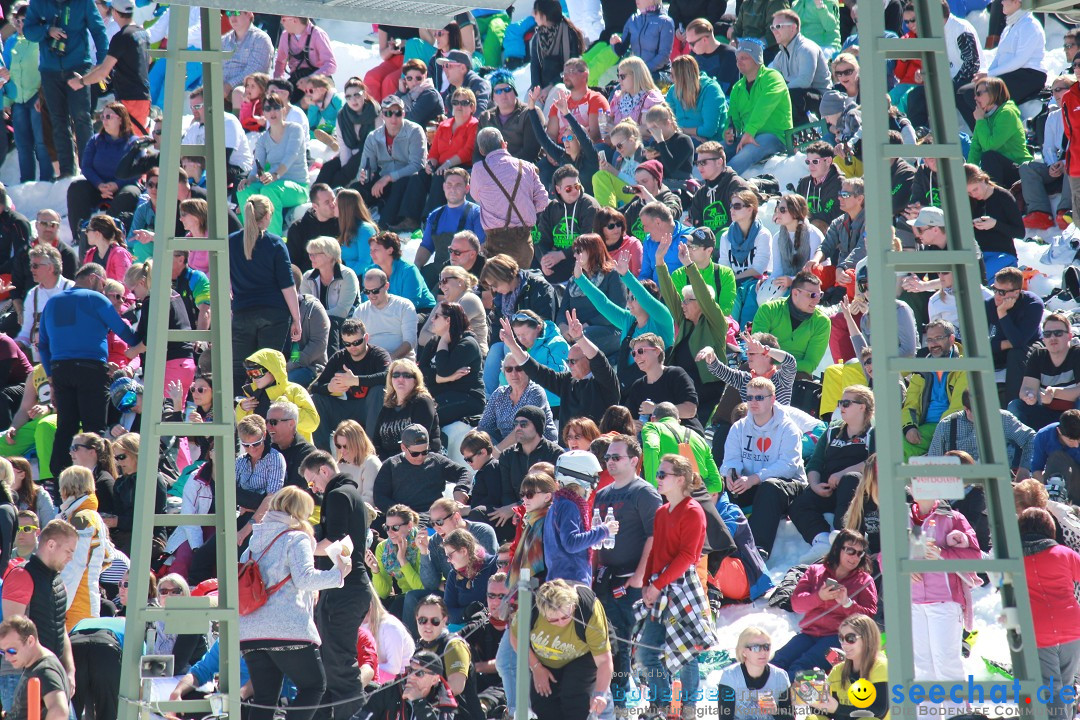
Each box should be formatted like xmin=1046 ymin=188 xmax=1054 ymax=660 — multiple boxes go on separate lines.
xmin=1058 ymin=210 xmax=1073 ymax=230
xmin=1023 ymin=211 xmax=1054 ymax=230
xmin=800 ymin=531 xmax=834 ymax=564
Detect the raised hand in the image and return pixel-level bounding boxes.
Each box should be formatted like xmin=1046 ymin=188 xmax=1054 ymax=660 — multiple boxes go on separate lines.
xmin=565 ymin=309 xmax=584 ymax=340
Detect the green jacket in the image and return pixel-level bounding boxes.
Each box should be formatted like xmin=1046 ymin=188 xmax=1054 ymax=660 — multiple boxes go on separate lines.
xmin=727 ymin=67 xmax=793 ymax=140
xmin=752 ymin=298 xmax=831 ymax=374
xmin=658 ymin=262 xmax=729 ymax=385
xmin=967 ymin=100 xmax=1032 ymax=167
xmin=4 ymin=35 xmax=41 ymax=106
xmin=670 ymin=262 xmax=737 ymax=317
xmin=792 ymin=0 xmax=842 ymax=53
xmin=732 ymin=0 xmax=792 ymax=47
xmin=641 ymin=416 xmax=723 ymax=493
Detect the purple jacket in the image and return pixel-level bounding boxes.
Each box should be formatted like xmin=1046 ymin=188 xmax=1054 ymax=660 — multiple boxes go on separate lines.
xmin=909 ymin=504 xmax=982 ymax=629
xmin=471 ymin=149 xmax=550 ymax=231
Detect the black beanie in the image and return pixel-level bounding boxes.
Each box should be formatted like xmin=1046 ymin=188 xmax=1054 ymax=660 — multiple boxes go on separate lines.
xmin=514 ymin=405 xmax=546 ymax=433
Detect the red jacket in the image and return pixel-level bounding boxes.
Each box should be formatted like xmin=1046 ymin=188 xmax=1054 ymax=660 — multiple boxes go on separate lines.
xmin=893 ymin=31 xmax=922 ymax=84
xmin=645 ymin=496 xmax=705 ymax=589
xmin=1024 ymin=541 xmax=1080 ymax=649
xmin=790 ymin=563 xmax=878 ymax=637
xmin=430 ymin=116 xmax=479 ymax=168
xmin=1060 ymin=84 xmax=1080 ymax=177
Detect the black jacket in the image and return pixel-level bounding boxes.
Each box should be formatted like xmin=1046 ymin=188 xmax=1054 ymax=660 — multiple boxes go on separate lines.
xmin=274 ymin=436 xmax=317 ymax=492
xmin=318 ymin=473 xmax=371 ymax=585
xmin=796 ymin=165 xmax=844 ymax=227
xmin=623 ymin=187 xmax=682 ymax=241
xmin=497 ymin=438 xmax=563 ymax=506
xmin=286 ymin=209 xmax=340 ymax=273
xmin=489 ymin=270 xmax=558 ymax=346
xmin=311 ymin=345 xmax=391 ymax=398
xmin=522 ymin=354 xmax=620 ymax=436
xmin=689 ymin=167 xmax=751 ymax=235
xmin=417 ymin=333 xmax=485 ymax=409
xmin=373 ymin=453 xmax=470 ymax=515
xmin=24 ymin=554 xmax=68 ymax=657
xmin=535 ymin=194 xmax=601 ymax=285
xmin=476 ymin=102 xmax=541 ymax=164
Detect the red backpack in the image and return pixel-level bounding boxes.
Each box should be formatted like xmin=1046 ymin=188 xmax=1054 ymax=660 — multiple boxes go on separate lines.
xmin=238 ymin=530 xmax=295 ymax=616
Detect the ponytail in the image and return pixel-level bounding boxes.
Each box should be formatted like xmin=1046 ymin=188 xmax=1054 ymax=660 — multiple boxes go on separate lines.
xmin=243 ymin=195 xmax=273 ymax=260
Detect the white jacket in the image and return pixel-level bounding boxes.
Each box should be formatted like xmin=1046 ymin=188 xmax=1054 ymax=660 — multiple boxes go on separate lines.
xmin=719 ymin=406 xmax=807 ymax=482
xmin=988 ymin=12 xmax=1046 ymax=77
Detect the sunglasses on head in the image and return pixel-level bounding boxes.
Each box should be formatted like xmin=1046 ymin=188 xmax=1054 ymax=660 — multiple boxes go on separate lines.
xmin=840 ymin=633 xmax=860 ymax=644
xmin=382 ymin=109 xmax=403 ymax=118
xmin=407 ymin=448 xmax=429 ymax=458
xmin=416 ymin=616 xmax=443 ymax=626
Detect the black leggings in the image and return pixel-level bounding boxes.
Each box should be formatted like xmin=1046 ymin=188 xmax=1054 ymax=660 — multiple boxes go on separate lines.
xmin=434 ymin=390 xmax=484 ymax=425
xmin=241 ymin=641 xmax=326 ymax=720
xmin=530 ymin=652 xmax=598 ymax=720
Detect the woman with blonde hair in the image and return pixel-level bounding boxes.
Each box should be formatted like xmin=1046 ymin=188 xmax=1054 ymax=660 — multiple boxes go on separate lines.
xmin=300 ymin=74 xmax=343 ymax=140
xmin=418 ymin=264 xmax=487 ymax=355
xmin=241 ymin=485 xmax=351 ymax=720
xmin=373 ymin=359 xmax=442 ymax=460
xmin=67 ymin=432 xmax=115 ymax=515
xmin=300 ymin=235 xmax=360 ymax=354
xmin=789 ymin=384 xmax=875 ymax=563
xmin=228 ymin=194 xmax=303 ymax=391
xmin=831 ymin=53 xmax=860 ymax=101
xmin=843 ymin=454 xmax=881 ymax=555
xmin=57 ymin=465 xmax=112 ymax=630
xmin=610 ymin=56 xmax=664 ymax=126
xmin=362 ymin=592 xmax=414 ymax=682
xmin=110 ymin=432 xmax=171 ymax=557
xmin=153 ymin=572 xmax=210 ymax=674
xmin=332 ymin=420 xmax=381 ymax=505
xmin=593 ymin=122 xmax=645 ymax=209
xmin=122 ymin=260 xmax=197 ymax=400
xmin=637 ymin=453 xmax=715 ymax=717
xmin=0 ymin=457 xmax=18 ymax=569
xmin=717 ymin=627 xmax=791 ymax=719
xmin=336 ymin=188 xmax=379 ymax=277
xmin=665 ymin=54 xmax=726 ymax=143
xmin=802 ymin=614 xmax=887 ymax=720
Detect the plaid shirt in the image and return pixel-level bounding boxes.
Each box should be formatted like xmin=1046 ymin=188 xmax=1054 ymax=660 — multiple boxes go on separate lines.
xmin=927 ymin=408 xmax=1035 ymax=470
xmin=222 ymin=26 xmax=274 ymax=88
xmin=235 ymin=447 xmax=286 ymax=495
xmin=634 ymin=567 xmax=719 ymax=678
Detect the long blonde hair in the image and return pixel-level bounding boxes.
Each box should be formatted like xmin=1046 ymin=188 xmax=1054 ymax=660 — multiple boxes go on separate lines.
xmin=618 ymin=56 xmax=656 ymax=95
xmin=269 ymin=486 xmax=315 ymax=538
xmin=672 ymin=55 xmax=701 ymax=111
xmin=334 ymin=419 xmax=375 ymax=465
xmin=844 ymin=454 xmax=879 ymax=531
xmin=124 ymin=260 xmax=153 ymax=292
xmin=243 ymin=195 xmax=274 ymax=260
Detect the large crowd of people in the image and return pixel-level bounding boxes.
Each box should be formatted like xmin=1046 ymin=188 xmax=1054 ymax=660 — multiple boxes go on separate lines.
xmin=0 ymin=1 xmax=1075 ymax=719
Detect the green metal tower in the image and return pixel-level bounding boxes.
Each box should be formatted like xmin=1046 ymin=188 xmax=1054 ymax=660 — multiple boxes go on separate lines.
xmin=116 ymin=3 xmax=512 ymax=720
xmin=860 ymin=0 xmax=1046 ymax=716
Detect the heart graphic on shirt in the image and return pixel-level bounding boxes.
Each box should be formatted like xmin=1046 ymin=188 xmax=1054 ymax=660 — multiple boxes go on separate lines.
xmin=756 ymin=437 xmax=772 ymax=453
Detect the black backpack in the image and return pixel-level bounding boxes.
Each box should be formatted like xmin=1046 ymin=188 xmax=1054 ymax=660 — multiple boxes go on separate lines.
xmin=529 ymin=584 xmax=617 ymax=650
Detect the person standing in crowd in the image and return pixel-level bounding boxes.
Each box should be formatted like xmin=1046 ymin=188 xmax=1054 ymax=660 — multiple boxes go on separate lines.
xmin=4 ymin=3 xmax=54 ymax=184
xmin=38 ymin=264 xmax=137 ymax=479
xmin=301 ymin=451 xmax=372 ymax=720
xmin=273 ymin=17 xmax=337 ymax=101
xmin=23 ymin=0 xmax=108 ymax=178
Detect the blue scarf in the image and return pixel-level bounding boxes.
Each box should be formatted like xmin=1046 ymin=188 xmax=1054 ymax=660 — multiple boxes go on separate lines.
xmin=499 ymin=270 xmax=528 ymax=319
xmin=727 ymin=220 xmax=760 ymax=267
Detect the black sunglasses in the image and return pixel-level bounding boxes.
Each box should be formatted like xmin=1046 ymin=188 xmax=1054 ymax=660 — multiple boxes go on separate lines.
xmin=416 ymin=616 xmax=443 ymax=626
xmin=363 ymin=284 xmax=387 ymax=295
xmin=407 ymin=448 xmax=429 ymax=458
xmin=343 ymin=338 xmax=365 ymax=348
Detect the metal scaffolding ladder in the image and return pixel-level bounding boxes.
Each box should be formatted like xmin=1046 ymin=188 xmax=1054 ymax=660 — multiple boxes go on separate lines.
xmin=118 ymin=9 xmax=240 ymax=720
xmin=859 ymin=0 xmax=1045 ymax=715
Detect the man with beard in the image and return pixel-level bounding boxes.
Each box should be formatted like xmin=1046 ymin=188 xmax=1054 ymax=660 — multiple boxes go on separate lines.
xmin=544 ymin=58 xmax=607 ymax=144
xmin=902 ymin=319 xmax=968 ymax=459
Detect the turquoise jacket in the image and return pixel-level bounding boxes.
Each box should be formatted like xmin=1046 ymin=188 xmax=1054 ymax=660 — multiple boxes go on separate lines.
xmin=500 ymin=320 xmax=569 ymax=408
xmin=307 ymin=93 xmax=344 ymax=138
xmin=2 ymin=35 xmax=41 ymax=106
xmin=388 ymin=258 xmax=436 ymax=311
xmin=665 ymin=72 xmax=727 ymax=142
xmin=340 ymin=222 xmax=377 ymax=278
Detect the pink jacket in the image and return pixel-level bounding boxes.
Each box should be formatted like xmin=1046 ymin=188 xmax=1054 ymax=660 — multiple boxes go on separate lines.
xmin=274 ymin=24 xmax=336 ymax=79
xmin=470 ymin=149 xmax=550 ymax=231
xmin=909 ymin=504 xmax=982 ymax=629
xmin=790 ymin=563 xmax=878 ymax=637
xmin=84 ymin=244 xmax=133 ymax=285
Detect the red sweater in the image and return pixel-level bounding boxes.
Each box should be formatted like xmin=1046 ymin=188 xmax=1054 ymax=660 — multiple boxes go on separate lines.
xmin=430 ymin=116 xmax=479 ymax=167
xmin=1024 ymin=542 xmax=1080 ymax=649
xmin=645 ymin=496 xmax=705 ymax=589
xmin=790 ymin=564 xmax=878 ymax=637
xmin=893 ymin=31 xmax=922 ymax=84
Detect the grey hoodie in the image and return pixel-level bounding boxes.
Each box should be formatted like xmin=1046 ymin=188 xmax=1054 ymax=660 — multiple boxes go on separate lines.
xmin=238 ymin=511 xmax=343 ymax=644
xmin=719 ymin=406 xmax=806 ymax=482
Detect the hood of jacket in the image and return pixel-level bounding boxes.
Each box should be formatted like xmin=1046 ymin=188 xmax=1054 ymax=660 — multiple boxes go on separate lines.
xmin=247 ymin=348 xmax=289 ymax=389
xmin=248 ymin=511 xmax=304 ymax=556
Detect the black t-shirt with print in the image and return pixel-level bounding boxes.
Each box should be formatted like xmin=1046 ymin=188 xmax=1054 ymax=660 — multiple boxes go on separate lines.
xmin=107 ymin=24 xmax=150 ymax=102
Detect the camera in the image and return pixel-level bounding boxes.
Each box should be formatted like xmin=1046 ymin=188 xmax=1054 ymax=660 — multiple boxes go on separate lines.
xmin=622 ymin=185 xmax=637 ymax=194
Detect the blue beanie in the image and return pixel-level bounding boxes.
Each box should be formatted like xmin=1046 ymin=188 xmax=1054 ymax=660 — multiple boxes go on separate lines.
xmin=488 ymin=69 xmax=517 ymax=94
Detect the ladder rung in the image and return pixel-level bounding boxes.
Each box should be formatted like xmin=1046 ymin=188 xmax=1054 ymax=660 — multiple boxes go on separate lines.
xmin=884 ymin=250 xmax=980 ymax=271
xmin=149 ymin=48 xmax=232 ymax=62
xmin=885 ymin=356 xmax=992 ymax=373
xmin=880 ymin=143 xmax=964 ymax=159
xmin=890 ymin=463 xmax=1013 ymax=480
xmin=899 ymin=558 xmax=1026 ymax=574
xmin=169 ymin=330 xmax=212 ymax=342
xmin=138 ymin=700 xmax=215 ymax=715
xmin=155 ymin=421 xmax=234 ymax=436
xmin=139 ymin=607 xmax=234 ymax=621
xmin=179 ymin=144 xmax=207 ymax=156
xmin=152 ymin=514 xmax=219 ymax=527
xmin=166 ymin=237 xmax=229 ymax=252
xmin=878 ymin=37 xmax=948 ymax=56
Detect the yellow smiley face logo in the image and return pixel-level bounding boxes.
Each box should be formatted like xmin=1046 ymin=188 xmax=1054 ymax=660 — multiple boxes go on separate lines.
xmin=848 ymin=678 xmax=876 ymax=708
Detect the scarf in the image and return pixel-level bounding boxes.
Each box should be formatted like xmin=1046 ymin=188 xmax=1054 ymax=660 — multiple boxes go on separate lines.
xmin=566 ymin=270 xmax=609 ymax=298
xmin=498 ymin=270 xmax=527 ymax=319
xmin=453 ymin=548 xmax=488 ymax=589
xmin=536 ymin=20 xmax=572 ymax=66
xmin=909 ymin=501 xmax=939 ymax=527
xmin=1005 ymin=9 xmax=1027 ymax=26
xmin=788 ymin=301 xmax=812 ymax=327
xmin=381 ymin=527 xmax=420 ymax=577
xmin=726 ymin=221 xmax=760 ymax=268
xmin=508 ymin=505 xmax=549 ymax=589
xmin=337 ymin=100 xmax=375 ymax=151
xmin=60 ymin=493 xmax=98 ymax=520
xmin=616 ymin=90 xmax=650 ymax=122
xmin=777 ymin=224 xmax=811 ymax=276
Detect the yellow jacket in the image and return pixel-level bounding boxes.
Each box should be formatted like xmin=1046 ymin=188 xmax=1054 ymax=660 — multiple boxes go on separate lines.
xmin=235 ymin=348 xmax=320 ymax=442
xmin=59 ymin=493 xmax=112 ymax=631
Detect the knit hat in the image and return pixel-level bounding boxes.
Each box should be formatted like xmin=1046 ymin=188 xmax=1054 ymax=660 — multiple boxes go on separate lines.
xmin=400 ymin=424 xmax=429 ymax=446
xmin=637 ymin=159 xmax=664 ymax=185
xmin=109 ymin=376 xmax=142 ymax=412
xmin=514 ymin=405 xmax=546 ymax=433
xmin=489 ymin=69 xmax=516 ymax=93
xmin=735 ymin=38 xmax=764 ymax=65
xmin=818 ymin=89 xmax=850 ymax=117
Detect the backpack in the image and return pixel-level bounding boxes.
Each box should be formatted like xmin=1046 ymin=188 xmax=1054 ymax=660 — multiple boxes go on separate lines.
xmin=238 ymin=530 xmax=295 ymax=616
xmin=530 ymin=584 xmax=608 ymax=645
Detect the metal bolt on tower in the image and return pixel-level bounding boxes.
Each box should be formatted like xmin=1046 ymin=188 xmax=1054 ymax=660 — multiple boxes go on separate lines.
xmin=859 ymin=0 xmax=1045 ymax=715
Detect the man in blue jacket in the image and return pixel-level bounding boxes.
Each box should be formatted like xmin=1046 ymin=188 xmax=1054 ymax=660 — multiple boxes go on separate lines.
xmin=24 ymin=0 xmax=108 ymax=177
xmin=38 ymin=263 xmax=138 ymax=478
xmin=638 ymin=200 xmax=693 ymax=284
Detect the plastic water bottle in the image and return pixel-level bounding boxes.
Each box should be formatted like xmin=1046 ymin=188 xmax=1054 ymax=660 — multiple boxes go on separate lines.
xmin=591 ymin=508 xmax=603 ymax=549
xmin=603 ymin=507 xmax=617 ymax=549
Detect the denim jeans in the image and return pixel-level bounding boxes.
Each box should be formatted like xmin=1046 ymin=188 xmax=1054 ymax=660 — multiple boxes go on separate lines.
xmin=723 ymin=133 xmax=785 ymax=176
xmin=772 ymin=632 xmax=841 ymax=675
xmin=598 ymin=586 xmax=641 ymax=707
xmin=0 ymin=673 xmax=19 ymax=712
xmin=483 ymin=341 xmax=508 ymax=395
xmin=40 ymin=69 xmax=92 ymax=177
xmin=495 ymin=629 xmax=517 ymax=713
xmin=287 ymin=366 xmax=316 ymax=386
xmin=636 ymin=617 xmax=701 ymax=706
xmin=11 ymin=94 xmax=53 ymax=183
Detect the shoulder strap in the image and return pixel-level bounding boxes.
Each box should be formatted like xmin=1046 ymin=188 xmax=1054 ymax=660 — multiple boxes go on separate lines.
xmin=455 ymin=204 xmax=472 ymax=233
xmin=254 ymin=529 xmax=295 ymax=564
xmin=573 ymin=584 xmax=595 ymax=643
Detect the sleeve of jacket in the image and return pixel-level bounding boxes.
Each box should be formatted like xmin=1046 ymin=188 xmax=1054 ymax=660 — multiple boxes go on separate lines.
xmin=998 ymin=296 xmax=1044 ymax=350
xmin=625 ymin=271 xmax=675 ymax=346
xmin=521 ymin=355 xmax=571 ymax=398
xmin=287 ymin=533 xmax=344 ymax=592
xmin=573 ymin=274 xmax=632 ymax=330
xmin=641 ymin=421 xmax=663 ymax=483
xmin=698 ymin=83 xmax=727 ymax=140
xmin=657 ymin=262 xmax=685 ymax=326
xmin=741 ymin=71 xmax=788 ymax=137
xmin=310 ymin=350 xmax=345 ymax=395
xmin=818 ymin=216 xmax=841 ymax=262
xmin=1002 ymin=410 xmax=1036 ymax=469
xmin=902 ymin=372 xmax=927 ymax=430
xmin=535 ymin=203 xmax=555 ymax=256
xmin=687 ymin=263 xmax=729 ymax=342
xmin=286 ymin=386 xmax=320 ymax=439
xmin=373 ymin=462 xmax=394 ymax=513
xmin=81 ymin=137 xmax=104 ymax=186
xmin=797 ymin=313 xmax=832 ymax=374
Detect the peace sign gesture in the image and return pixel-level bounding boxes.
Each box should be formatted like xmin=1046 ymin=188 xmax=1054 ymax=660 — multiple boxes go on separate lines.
xmin=565 ymin=309 xmax=584 ymax=341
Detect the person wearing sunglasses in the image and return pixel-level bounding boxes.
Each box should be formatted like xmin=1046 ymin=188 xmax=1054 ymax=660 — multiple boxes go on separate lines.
xmin=441 ymin=528 xmax=498 ymax=625
xmin=419 ymin=262 xmax=488 ymax=355
xmin=373 ymin=424 xmax=466 ymax=518
xmin=804 ymin=173 xmax=865 ymax=288
xmin=534 ymin=164 xmax=600 ymax=286
xmin=413 ymin=595 xmax=485 ymax=717
xmin=0 ymin=615 xmax=73 ymax=720
xmin=1012 ymin=313 xmax=1080 ymax=431
xmin=477 ymin=346 xmax=556 ymax=452
xmin=718 ymin=626 xmax=792 ymax=720
xmin=12 ymin=509 xmax=39 ymax=562
xmin=373 ymin=359 xmax=441 ymax=461
xmin=986 ymin=264 xmax=1044 ymax=396
xmin=773 ymin=530 xmax=877 ymax=675
xmin=475 ymin=68 xmax=539 ymax=164
xmin=235 ymin=349 xmax=319 ymax=444
xmin=309 ymin=317 xmax=388 ymax=449
xmin=299 ymin=235 xmax=359 ymax=357
xmin=14 ymin=245 xmax=72 ymax=363
xmin=222 ymin=10 xmax=273 ymax=106
xmin=620 ymin=161 xmax=681 ymax=248
xmin=299 ymin=74 xmax=343 ymax=143
xmin=770 ymin=10 xmax=831 ymax=125
xmin=526 ymin=87 xmax=600 ymax=201
xmin=798 ymin=614 xmax=887 ymax=720
xmin=396 ymin=59 xmax=444 ymax=131
xmin=1019 ymin=76 xmax=1076 ymax=233
xmin=794 ymin=142 xmax=843 ymax=235
xmin=415 ymin=173 xmax=485 ymax=294
xmin=357 ymin=648 xmax=458 ymax=719
xmin=356 ymin=94 xmax=426 ymax=230
xmin=365 ymin=504 xmax=424 ymax=604
xmin=751 ymin=269 xmax=831 ymax=376
xmin=421 ymin=497 xmax=498 ymax=595
xmin=234 ymin=415 xmax=286 ymax=548
xmin=54 ymin=465 xmax=113 ymax=631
